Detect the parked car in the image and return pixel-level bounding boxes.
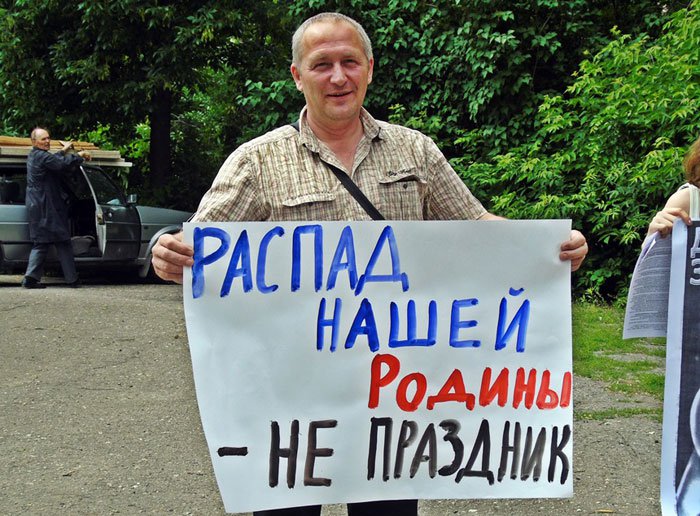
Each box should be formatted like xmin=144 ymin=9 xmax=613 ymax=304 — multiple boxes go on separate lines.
xmin=0 ymin=161 xmax=191 ymax=279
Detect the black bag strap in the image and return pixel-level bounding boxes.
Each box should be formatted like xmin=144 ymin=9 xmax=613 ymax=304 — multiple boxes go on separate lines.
xmin=291 ymin=121 xmax=385 ymax=220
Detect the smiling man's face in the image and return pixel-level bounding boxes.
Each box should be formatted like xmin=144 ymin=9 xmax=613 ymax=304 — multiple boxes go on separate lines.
xmin=290 ymin=20 xmax=373 ymax=130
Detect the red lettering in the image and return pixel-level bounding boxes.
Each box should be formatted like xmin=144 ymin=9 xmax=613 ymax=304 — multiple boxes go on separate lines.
xmin=513 ymin=368 xmax=537 ymax=409
xmin=560 ymin=371 xmax=572 ymax=408
xmin=368 ymin=354 xmax=401 ymax=408
xmin=397 ymin=373 xmax=427 ymax=411
xmin=479 ymin=367 xmax=509 ymax=407
xmin=368 ymin=356 xmax=571 ymax=413
xmin=536 ymin=370 xmax=559 ymax=409
xmin=426 ymin=369 xmax=475 ymax=410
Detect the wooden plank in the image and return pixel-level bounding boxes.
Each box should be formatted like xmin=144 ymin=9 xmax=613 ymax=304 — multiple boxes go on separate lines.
xmin=0 ymin=135 xmax=131 ymax=169
xmin=0 ymin=156 xmax=132 ymax=168
xmin=0 ymin=146 xmax=31 ymax=156
xmin=0 ymin=136 xmax=99 ymax=150
xmin=0 ymin=136 xmax=31 ymax=146
xmin=0 ymin=146 xmax=125 ymax=160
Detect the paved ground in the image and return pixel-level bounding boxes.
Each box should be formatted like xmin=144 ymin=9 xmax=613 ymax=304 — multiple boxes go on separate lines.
xmin=0 ymin=275 xmax=662 ymax=515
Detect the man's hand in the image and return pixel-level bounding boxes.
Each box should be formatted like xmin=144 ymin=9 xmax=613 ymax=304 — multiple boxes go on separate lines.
xmin=559 ymin=230 xmax=588 ymax=272
xmin=648 ymin=207 xmax=691 ymax=238
xmin=59 ymin=140 xmax=74 ymax=153
xmin=78 ymin=150 xmax=92 ymax=161
xmin=151 ymin=231 xmax=194 ymax=284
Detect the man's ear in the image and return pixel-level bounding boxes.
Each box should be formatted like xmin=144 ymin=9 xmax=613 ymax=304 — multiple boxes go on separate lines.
xmin=290 ymin=64 xmax=303 ymax=92
xmin=367 ymin=57 xmax=374 ymax=85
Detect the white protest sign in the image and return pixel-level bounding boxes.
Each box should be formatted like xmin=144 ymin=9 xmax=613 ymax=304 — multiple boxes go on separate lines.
xmin=183 ymin=220 xmax=573 ymax=514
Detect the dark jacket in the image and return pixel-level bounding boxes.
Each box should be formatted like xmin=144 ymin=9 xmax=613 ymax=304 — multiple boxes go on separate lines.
xmin=25 ymin=147 xmax=83 ymax=243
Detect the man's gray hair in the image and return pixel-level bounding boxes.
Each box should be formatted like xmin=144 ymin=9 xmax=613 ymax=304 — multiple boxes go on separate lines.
xmin=30 ymin=127 xmax=48 ymax=142
xmin=291 ymin=12 xmax=373 ymax=67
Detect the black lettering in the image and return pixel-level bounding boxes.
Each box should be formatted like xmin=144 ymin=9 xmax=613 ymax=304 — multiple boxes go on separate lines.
xmin=548 ymin=424 xmax=571 ymax=484
xmin=498 ymin=421 xmax=521 ymax=482
xmin=304 ymin=420 xmax=337 ymax=487
xmin=438 ymin=419 xmax=464 ymax=477
xmin=521 ymin=426 xmax=546 ymax=481
xmin=409 ymin=423 xmax=437 ymax=478
xmin=394 ymin=420 xmax=418 ymax=479
xmin=269 ymin=420 xmax=299 ymax=488
xmin=217 ymin=446 xmax=248 ymax=457
xmin=456 ymin=419 xmax=495 ymax=485
xmin=367 ymin=417 xmax=393 ymax=481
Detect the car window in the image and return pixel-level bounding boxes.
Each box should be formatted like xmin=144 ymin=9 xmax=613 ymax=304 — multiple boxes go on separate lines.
xmin=60 ymin=166 xmax=94 ymax=201
xmin=81 ymin=166 xmax=127 ymax=206
xmin=0 ymin=172 xmax=26 ymax=204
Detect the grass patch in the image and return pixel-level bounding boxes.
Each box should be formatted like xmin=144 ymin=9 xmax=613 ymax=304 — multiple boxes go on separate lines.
xmin=572 ymin=303 xmax=666 ymax=401
xmin=575 ymin=407 xmax=663 ymax=422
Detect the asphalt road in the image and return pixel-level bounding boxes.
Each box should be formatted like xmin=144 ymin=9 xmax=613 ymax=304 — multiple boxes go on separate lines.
xmin=0 ymin=275 xmax=663 ymax=515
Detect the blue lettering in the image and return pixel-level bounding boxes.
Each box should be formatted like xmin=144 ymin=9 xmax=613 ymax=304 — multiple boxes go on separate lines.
xmin=345 ymin=299 xmax=380 ymax=352
xmin=494 ymin=288 xmax=530 ymax=352
xmin=449 ymin=298 xmax=480 ymax=348
xmin=317 ymin=298 xmax=342 ymax=352
xmin=292 ymin=225 xmax=323 ymax=292
xmin=256 ymin=226 xmax=284 ymax=294
xmin=355 ymin=226 xmax=409 ymax=295
xmin=192 ymin=227 xmax=231 ymax=299
xmin=326 ymin=226 xmax=358 ymax=291
xmin=220 ymin=230 xmax=253 ymax=297
xmin=389 ymin=300 xmax=438 ymax=348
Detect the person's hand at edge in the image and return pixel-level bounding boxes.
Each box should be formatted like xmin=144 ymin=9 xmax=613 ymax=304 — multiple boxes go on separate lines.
xmin=559 ymin=230 xmax=587 ymax=272
xmin=151 ymin=231 xmax=194 ymax=284
xmin=648 ymin=207 xmax=691 ymax=238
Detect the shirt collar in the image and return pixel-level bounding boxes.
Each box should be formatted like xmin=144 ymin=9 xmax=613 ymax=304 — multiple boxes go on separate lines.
xmin=296 ymin=106 xmax=383 ymax=152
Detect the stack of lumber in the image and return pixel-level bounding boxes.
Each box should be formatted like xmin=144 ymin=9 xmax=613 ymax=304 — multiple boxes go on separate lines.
xmin=0 ymin=135 xmax=132 ymax=168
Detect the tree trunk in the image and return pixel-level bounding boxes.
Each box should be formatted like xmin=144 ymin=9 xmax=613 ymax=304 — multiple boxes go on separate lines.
xmin=149 ymin=87 xmax=172 ymax=191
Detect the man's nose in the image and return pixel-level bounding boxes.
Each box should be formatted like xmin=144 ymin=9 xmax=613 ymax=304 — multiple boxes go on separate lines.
xmin=330 ymin=63 xmax=347 ymax=84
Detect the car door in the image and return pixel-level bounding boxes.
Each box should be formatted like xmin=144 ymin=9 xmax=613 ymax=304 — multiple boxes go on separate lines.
xmin=79 ymin=165 xmax=141 ymax=261
xmin=0 ymin=169 xmax=30 ymax=264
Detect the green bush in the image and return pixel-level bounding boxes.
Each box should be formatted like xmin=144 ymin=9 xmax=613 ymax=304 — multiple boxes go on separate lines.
xmin=243 ymin=0 xmax=683 ymax=161
xmin=454 ymin=2 xmax=700 ymax=301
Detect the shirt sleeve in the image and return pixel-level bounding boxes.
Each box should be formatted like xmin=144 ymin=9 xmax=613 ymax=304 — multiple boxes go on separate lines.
xmin=192 ymin=148 xmax=268 ymax=222
xmin=422 ymin=137 xmax=487 ymax=220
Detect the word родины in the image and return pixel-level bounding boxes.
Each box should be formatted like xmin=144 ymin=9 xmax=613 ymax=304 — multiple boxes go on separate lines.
xmin=368 ymin=355 xmax=571 ymax=412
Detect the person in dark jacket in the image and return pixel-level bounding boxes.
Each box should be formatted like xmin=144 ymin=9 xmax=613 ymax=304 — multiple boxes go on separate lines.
xmin=22 ymin=127 xmax=91 ymax=289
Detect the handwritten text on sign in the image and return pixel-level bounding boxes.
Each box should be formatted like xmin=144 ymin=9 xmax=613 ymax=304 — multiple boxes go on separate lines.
xmin=183 ymin=220 xmax=573 ymax=514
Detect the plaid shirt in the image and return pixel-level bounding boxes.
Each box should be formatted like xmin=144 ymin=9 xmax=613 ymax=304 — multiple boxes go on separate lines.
xmin=193 ymin=107 xmax=486 ymax=222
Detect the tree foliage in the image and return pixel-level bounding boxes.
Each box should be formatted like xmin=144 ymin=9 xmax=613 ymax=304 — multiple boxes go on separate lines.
xmin=0 ymin=0 xmax=286 ymax=201
xmin=458 ymin=1 xmax=700 ymax=300
xmin=1 ymin=0 xmax=696 ymax=303
xmin=240 ymin=0 xmax=687 ymax=160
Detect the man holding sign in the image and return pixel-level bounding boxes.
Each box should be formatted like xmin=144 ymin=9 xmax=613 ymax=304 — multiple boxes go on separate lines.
xmin=152 ymin=12 xmax=588 ymax=516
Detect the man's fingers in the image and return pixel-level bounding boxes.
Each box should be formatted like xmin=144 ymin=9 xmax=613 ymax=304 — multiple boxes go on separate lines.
xmin=153 ymin=243 xmax=194 ymax=266
xmin=559 ymin=230 xmax=588 ymax=271
xmin=151 ymin=232 xmax=194 ymax=284
xmin=151 ymin=258 xmax=185 ymax=284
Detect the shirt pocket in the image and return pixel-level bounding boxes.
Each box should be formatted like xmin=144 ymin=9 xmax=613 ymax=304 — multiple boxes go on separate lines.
xmin=280 ymin=192 xmax=339 ymax=221
xmin=377 ymin=169 xmax=426 ymax=220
